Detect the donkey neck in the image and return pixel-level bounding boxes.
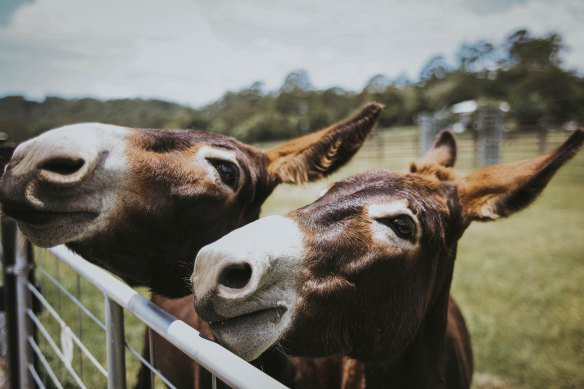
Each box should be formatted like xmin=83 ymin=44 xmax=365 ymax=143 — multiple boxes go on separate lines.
xmin=364 ymin=251 xmax=458 ymax=388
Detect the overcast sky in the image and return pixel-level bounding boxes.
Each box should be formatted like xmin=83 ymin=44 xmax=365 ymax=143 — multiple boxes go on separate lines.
xmin=1 ymin=0 xmax=583 ymax=107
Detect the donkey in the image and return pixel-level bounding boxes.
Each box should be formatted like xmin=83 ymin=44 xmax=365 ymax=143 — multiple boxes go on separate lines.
xmin=192 ymin=129 xmax=584 ymax=388
xmin=0 ymin=103 xmax=383 ymax=388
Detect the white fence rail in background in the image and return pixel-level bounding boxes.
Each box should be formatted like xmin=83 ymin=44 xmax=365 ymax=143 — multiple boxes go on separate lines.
xmin=2 ymin=227 xmax=287 ymax=389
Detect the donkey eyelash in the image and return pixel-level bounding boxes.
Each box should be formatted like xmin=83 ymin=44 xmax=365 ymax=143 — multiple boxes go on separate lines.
xmin=375 ymin=215 xmax=417 ymax=242
xmin=207 ymin=158 xmax=240 ymax=189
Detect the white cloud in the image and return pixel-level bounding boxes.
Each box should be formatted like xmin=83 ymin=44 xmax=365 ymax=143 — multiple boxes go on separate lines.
xmin=0 ymin=0 xmax=582 ymax=106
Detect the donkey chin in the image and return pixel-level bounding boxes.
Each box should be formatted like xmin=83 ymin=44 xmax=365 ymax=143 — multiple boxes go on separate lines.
xmin=15 ymin=211 xmax=101 ymax=248
xmin=207 ymin=303 xmax=292 ymax=361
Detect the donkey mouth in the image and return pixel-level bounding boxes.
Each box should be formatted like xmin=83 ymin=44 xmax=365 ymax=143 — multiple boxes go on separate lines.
xmin=2 ymin=204 xmax=98 ymax=226
xmin=208 ymin=306 xmax=287 ymax=330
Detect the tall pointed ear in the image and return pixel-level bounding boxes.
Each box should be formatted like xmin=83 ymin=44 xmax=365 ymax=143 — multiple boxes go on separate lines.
xmin=264 ymin=103 xmax=383 ymax=184
xmin=416 ymin=129 xmax=457 ymax=168
xmin=458 ymin=129 xmax=584 ymax=222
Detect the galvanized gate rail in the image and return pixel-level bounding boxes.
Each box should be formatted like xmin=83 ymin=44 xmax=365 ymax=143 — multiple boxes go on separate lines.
xmin=1 ymin=224 xmax=287 ymax=389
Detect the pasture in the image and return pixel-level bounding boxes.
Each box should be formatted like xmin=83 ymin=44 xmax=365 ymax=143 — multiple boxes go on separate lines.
xmin=27 ymin=127 xmax=583 ymax=388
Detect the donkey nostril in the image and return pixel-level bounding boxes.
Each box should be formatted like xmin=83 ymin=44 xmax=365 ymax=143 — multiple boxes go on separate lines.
xmin=218 ymin=263 xmax=252 ymax=289
xmin=39 ymin=157 xmax=85 ymax=176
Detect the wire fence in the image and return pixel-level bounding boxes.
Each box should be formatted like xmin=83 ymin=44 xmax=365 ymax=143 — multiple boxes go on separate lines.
xmin=0 ymin=226 xmax=287 ymax=389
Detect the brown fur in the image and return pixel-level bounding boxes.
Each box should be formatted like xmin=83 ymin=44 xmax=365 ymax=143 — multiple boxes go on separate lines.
xmin=131 ymin=105 xmax=381 ymax=389
xmin=266 ymin=103 xmax=383 ymax=184
xmin=125 ymin=105 xmax=383 ymax=388
xmin=0 ymin=104 xmax=383 ymax=389
xmin=268 ymin=129 xmax=583 ymax=387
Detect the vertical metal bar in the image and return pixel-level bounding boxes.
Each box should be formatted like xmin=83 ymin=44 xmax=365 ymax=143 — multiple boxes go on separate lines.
xmin=15 ymin=229 xmax=32 ymax=388
xmin=26 ymin=241 xmax=41 ymax=386
xmin=55 ymin=257 xmax=61 ymax=315
xmin=148 ymin=327 xmax=155 ymax=387
xmin=53 ymin=254 xmax=63 ymax=383
xmin=105 ymin=296 xmax=126 ymax=389
xmin=538 ymin=125 xmax=548 ymax=154
xmin=36 ymin=253 xmax=47 ymax=387
xmin=1 ymin=219 xmax=20 ymax=389
xmin=76 ymin=275 xmax=83 ymax=379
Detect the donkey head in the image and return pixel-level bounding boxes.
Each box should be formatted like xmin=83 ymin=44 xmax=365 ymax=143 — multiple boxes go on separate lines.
xmin=0 ymin=103 xmax=383 ymax=297
xmin=192 ymin=129 xmax=584 ymax=361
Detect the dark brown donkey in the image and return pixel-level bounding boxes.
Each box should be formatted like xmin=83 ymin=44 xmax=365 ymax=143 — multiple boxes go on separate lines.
xmin=192 ymin=129 xmax=584 ymax=388
xmin=0 ymin=103 xmax=383 ymax=388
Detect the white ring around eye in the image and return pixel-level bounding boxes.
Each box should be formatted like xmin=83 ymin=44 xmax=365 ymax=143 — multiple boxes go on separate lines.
xmin=367 ymin=200 xmax=421 ymax=249
xmin=195 ymin=146 xmax=242 ymax=192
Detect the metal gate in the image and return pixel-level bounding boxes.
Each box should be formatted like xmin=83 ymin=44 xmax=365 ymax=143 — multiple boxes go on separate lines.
xmin=0 ymin=221 xmax=287 ymax=389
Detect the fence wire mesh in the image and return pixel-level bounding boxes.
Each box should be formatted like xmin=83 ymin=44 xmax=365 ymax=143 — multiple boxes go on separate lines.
xmin=0 ymin=237 xmax=287 ymax=389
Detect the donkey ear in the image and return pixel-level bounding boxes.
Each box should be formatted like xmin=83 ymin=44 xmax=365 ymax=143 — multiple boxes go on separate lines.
xmin=459 ymin=129 xmax=584 ymax=222
xmin=264 ymin=103 xmax=383 ymax=184
xmin=415 ymin=129 xmax=457 ymax=168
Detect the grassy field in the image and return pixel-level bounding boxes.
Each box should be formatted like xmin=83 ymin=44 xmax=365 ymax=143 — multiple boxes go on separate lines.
xmin=23 ymin=127 xmax=584 ymax=388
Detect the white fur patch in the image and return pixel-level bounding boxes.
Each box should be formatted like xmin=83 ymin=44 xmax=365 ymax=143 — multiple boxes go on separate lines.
xmin=7 ymin=123 xmax=129 ymax=246
xmin=192 ymin=215 xmax=304 ymax=361
xmin=194 ymin=146 xmax=243 ymax=195
xmin=367 ymin=200 xmax=421 ymax=250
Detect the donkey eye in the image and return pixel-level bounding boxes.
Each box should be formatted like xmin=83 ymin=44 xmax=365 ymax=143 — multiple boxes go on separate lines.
xmin=208 ymin=159 xmax=239 ymax=189
xmin=377 ymin=215 xmax=416 ymax=241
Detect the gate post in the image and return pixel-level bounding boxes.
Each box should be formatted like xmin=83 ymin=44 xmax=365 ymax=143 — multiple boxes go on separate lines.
xmin=14 ymin=229 xmax=33 ymax=388
xmin=418 ymin=113 xmax=434 ymax=155
xmin=105 ymin=296 xmax=126 ymax=389
xmin=1 ymin=220 xmax=20 ymax=389
xmin=419 ymin=112 xmax=450 ymax=155
xmin=1 ymin=221 xmax=34 ymax=389
xmin=475 ymin=106 xmax=504 ymax=168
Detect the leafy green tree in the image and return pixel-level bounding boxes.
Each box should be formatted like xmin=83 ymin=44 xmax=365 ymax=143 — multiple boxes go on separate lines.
xmin=363 ymin=74 xmax=392 ymax=94
xmin=419 ymin=55 xmax=450 ymax=81
xmin=456 ymin=41 xmax=496 ymax=73
xmin=276 ymin=69 xmax=312 ymax=116
xmin=505 ymin=29 xmax=563 ymax=70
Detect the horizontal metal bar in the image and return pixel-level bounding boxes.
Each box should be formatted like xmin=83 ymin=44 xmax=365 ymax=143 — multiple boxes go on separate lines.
xmin=48 ymin=245 xmax=288 ymax=389
xmin=28 ymin=337 xmax=63 ymax=389
xmin=37 ymin=265 xmax=106 ymax=330
xmin=26 ymin=283 xmax=108 ymax=377
xmin=27 ymin=310 xmax=88 ymax=389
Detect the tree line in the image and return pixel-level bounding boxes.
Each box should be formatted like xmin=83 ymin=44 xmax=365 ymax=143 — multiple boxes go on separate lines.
xmin=1 ymin=28 xmax=582 ymax=144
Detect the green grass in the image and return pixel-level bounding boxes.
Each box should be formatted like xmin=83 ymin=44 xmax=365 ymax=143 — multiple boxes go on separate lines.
xmin=31 ymin=251 xmax=152 ymax=388
xmin=454 ymin=174 xmax=584 ymax=389
xmin=25 ymin=128 xmax=584 ymax=388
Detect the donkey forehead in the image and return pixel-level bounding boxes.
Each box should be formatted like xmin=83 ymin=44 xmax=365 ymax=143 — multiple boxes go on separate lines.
xmin=129 ymin=128 xmax=259 ymax=160
xmin=292 ymin=170 xmax=452 ymax=251
xmin=126 ymin=129 xmax=264 ymax=182
xmin=130 ymin=128 xmax=246 ymax=151
xmin=304 ymin=170 xmax=447 ymax=218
